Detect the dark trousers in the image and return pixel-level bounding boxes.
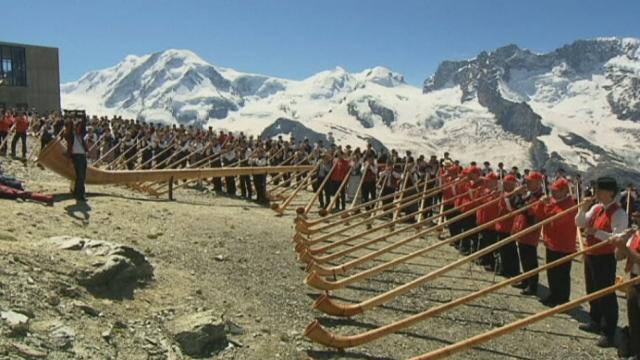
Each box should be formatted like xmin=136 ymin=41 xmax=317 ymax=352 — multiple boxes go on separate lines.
xmin=381 ymin=187 xmax=395 ymax=212
xmin=546 ymin=248 xmax=572 ymax=303
xmin=584 ymin=253 xmax=618 ymax=338
xmin=361 ymin=181 xmax=376 ymax=210
xmin=313 ymin=177 xmax=326 ymax=208
xmin=517 ymin=243 xmax=538 ymax=292
xmin=498 ymin=232 xmax=520 ymax=277
xmin=329 ymin=180 xmax=346 ymax=211
xmin=211 ymin=160 xmax=223 ymax=192
xmin=225 ymin=176 xmax=236 ymax=195
xmin=479 ymin=229 xmax=498 ymax=267
xmin=240 ymin=175 xmax=252 ymax=199
xmin=628 ymin=281 xmax=640 ymax=357
xmin=71 ymin=154 xmax=87 ymax=200
xmin=11 ymin=132 xmax=27 ymax=158
xmin=445 ymin=206 xmax=462 ymax=238
xmin=458 ymin=215 xmax=477 ymax=253
xmin=252 ymin=174 xmax=268 ymax=204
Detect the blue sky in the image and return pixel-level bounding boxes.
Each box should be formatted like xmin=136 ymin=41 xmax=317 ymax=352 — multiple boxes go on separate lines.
xmin=2 ymin=0 xmax=639 ymax=85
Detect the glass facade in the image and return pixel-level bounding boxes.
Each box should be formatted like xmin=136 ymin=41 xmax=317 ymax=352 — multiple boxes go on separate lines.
xmin=0 ymin=45 xmax=27 ymax=87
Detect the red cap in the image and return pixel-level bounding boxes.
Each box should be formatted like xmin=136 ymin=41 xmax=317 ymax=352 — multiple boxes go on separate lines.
xmin=503 ymin=175 xmax=518 ymax=183
xmin=526 ymin=171 xmax=544 ymax=182
xmin=551 ymin=178 xmax=570 ymax=191
xmin=484 ymin=172 xmax=499 ymax=181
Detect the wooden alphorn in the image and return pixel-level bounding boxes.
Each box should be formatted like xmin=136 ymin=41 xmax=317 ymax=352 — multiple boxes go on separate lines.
xmin=297 ymin=162 xmax=337 ymax=216
xmin=310 ymin=200 xmax=585 ymax=317
xmin=409 ymin=275 xmax=640 ymax=360
xmin=305 ymin=235 xmax=628 ymax=349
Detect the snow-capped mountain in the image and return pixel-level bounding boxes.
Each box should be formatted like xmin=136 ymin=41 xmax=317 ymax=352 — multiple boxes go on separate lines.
xmin=62 ymin=37 xmax=640 ymax=181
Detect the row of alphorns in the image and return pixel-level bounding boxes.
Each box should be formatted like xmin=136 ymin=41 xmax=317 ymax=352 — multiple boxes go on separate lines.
xmin=274 ymin=161 xmax=640 ymax=359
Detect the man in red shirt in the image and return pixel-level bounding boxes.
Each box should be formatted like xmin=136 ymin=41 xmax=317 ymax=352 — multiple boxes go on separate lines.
xmin=496 ymin=175 xmax=520 ymax=278
xmin=0 ymin=110 xmax=16 ymax=156
xmin=533 ymin=178 xmax=577 ymax=306
xmin=477 ymin=172 xmax=500 ymax=271
xmin=11 ymin=112 xmax=30 ymax=160
xmin=328 ymin=151 xmax=351 ymax=212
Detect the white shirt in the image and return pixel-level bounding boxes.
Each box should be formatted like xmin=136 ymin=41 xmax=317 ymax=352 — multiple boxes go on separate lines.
xmin=72 ymin=133 xmax=86 ymax=155
xmin=575 ymin=201 xmax=628 ymax=241
xmin=627 ymin=236 xmax=640 ymax=275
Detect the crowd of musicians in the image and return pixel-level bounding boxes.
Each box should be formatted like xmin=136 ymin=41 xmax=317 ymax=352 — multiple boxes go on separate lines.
xmin=2 ymin=109 xmax=640 ymax=357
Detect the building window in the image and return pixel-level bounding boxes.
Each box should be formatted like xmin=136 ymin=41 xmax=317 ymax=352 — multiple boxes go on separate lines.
xmin=0 ymin=45 xmax=27 ymax=87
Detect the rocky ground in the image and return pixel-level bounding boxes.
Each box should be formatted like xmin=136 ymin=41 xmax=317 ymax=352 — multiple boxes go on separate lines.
xmin=0 ymin=149 xmax=632 ymax=360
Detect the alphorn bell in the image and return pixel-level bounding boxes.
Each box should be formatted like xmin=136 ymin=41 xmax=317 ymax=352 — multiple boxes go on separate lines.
xmin=298 ymin=190 xmax=493 ymax=263
xmin=310 ymin=200 xmax=586 ymax=317
xmin=303 ymin=191 xmax=516 ymax=281
xmin=294 ymin=187 xmax=471 ymax=252
xmin=305 ymin=234 xmax=633 ymax=350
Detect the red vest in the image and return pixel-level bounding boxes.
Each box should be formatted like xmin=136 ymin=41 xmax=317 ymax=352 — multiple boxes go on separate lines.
xmin=625 ymin=233 xmax=640 ymax=273
xmin=512 ymin=192 xmax=543 ymax=246
xmin=330 ymin=159 xmax=351 ymax=182
xmin=495 ymin=196 xmax=515 ymax=233
xmin=476 ymin=188 xmax=500 ymax=225
xmin=586 ymin=203 xmax=620 ymax=255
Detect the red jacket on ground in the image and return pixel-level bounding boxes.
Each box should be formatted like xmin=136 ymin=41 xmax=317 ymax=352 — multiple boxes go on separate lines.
xmin=532 ymin=196 xmax=578 ymax=253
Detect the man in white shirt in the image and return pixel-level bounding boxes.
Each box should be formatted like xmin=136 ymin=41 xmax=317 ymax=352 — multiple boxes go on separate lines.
xmin=575 ymin=176 xmax=628 ymax=347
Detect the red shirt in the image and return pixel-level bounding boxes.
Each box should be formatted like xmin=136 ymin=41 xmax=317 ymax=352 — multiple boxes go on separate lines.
xmin=15 ymin=115 xmax=29 ymax=133
xmin=512 ymin=192 xmax=544 ymax=246
xmin=626 ymin=233 xmax=640 ymax=273
xmin=477 ymin=188 xmax=500 ymax=225
xmin=532 ymin=196 xmax=578 ymax=253
xmin=0 ymin=115 xmax=15 ymax=132
xmin=330 ymin=159 xmax=351 ymax=182
xmin=496 ymin=196 xmax=516 ymax=233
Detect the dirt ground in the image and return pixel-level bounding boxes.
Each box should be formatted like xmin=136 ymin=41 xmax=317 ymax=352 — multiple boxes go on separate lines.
xmin=0 ymin=148 xmax=631 ymax=360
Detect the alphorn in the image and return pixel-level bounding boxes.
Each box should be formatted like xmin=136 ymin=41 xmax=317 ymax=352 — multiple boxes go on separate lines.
xmin=303 ymin=192 xmax=513 ymax=279
xmin=347 ymin=165 xmax=367 ymax=211
xmin=154 ymin=146 xmax=265 ymax=195
xmin=305 ymin=236 xmax=632 ymax=349
xmin=296 ymin=189 xmax=479 ymax=257
xmin=272 ymin=163 xmax=320 ymax=215
xmin=104 ymin=140 xmax=137 ymax=169
xmin=294 ymin=187 xmax=471 ymax=251
xmin=296 ymin=176 xmax=459 ymax=235
xmin=310 ymin=200 xmax=585 ymax=317
xmin=26 ymin=127 xmax=46 ymax=162
xmin=298 ymin=162 xmax=337 ymax=216
xmin=319 ymin=164 xmax=353 ymax=216
xmin=414 ymin=173 xmax=431 ymax=226
xmin=391 ymin=164 xmax=412 ymax=224
xmin=410 ymin=276 xmax=640 ymax=360
xmin=0 ymin=124 xmax=16 ymax=153
xmin=268 ymin=153 xmax=314 ymax=199
xmin=134 ymin=139 xmax=177 ymax=170
xmin=37 ymin=138 xmax=314 ymax=185
xmin=92 ymin=139 xmax=121 ymax=167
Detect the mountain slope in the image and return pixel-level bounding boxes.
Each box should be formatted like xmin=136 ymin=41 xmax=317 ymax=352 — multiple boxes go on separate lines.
xmin=61 ymin=37 xmax=640 ymax=180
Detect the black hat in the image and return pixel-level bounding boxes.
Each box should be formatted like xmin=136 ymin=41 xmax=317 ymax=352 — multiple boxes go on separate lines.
xmin=595 ymin=176 xmax=618 ymax=193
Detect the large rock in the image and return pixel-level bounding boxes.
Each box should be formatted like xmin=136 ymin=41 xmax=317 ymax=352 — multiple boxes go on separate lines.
xmin=168 ymin=310 xmax=227 ymax=357
xmin=48 ymin=236 xmax=154 ymax=299
xmin=1 ymin=310 xmax=29 ymax=336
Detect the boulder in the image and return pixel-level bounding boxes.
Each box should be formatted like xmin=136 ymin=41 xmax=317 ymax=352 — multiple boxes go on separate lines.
xmin=1 ymin=310 xmax=29 ymax=336
xmin=168 ymin=310 xmax=227 ymax=357
xmin=48 ymin=236 xmax=154 ymax=299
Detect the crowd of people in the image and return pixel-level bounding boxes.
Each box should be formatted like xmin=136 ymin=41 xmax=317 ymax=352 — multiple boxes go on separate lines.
xmin=1 ymin=108 xmax=640 ymax=357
